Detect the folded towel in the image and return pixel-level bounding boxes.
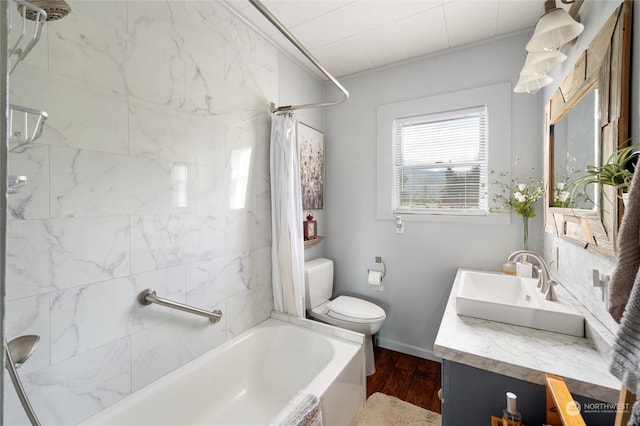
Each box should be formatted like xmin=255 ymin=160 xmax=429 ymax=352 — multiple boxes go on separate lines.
xmin=269 ymin=391 xmax=323 ymax=426
xmin=609 ymin=269 xmax=640 ymax=425
xmin=609 ymin=169 xmax=640 ymax=322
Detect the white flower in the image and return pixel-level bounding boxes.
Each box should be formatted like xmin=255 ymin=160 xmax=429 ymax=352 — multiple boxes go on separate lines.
xmin=514 ymin=192 xmax=526 ymax=202
xmin=556 ymin=182 xmax=566 ymax=190
xmin=558 ymin=191 xmax=570 ymax=202
xmin=518 ymin=183 xmax=527 ymax=192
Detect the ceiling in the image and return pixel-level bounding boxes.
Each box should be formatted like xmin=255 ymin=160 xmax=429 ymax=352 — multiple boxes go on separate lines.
xmin=226 ymin=0 xmax=547 ymax=79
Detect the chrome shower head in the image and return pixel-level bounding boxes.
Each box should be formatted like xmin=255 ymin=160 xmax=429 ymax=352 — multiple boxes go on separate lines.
xmin=4 ymin=336 xmax=42 ymax=425
xmin=6 ymin=335 xmax=40 ymax=369
xmin=19 ymin=0 xmax=71 ymax=21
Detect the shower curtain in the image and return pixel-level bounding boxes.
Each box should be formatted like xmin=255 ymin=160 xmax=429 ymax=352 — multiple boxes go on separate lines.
xmin=270 ymin=112 xmax=305 ymax=317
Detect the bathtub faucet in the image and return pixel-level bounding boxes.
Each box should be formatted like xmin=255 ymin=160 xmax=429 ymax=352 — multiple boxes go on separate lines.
xmin=507 ymin=250 xmax=557 ymax=301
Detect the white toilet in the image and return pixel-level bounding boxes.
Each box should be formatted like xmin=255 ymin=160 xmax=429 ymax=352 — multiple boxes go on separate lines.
xmin=304 ymin=258 xmax=386 ymax=375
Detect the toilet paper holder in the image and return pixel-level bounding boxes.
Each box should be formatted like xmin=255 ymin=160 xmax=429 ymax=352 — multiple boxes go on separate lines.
xmin=368 ymin=256 xmax=386 ymax=279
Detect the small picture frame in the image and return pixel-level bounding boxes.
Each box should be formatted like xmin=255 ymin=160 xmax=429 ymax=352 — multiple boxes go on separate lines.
xmin=303 ymin=212 xmax=317 ymax=240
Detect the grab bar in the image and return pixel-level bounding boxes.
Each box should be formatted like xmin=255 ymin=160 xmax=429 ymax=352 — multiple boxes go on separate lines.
xmin=138 ymin=289 xmax=222 ymax=324
xmin=248 ymin=0 xmax=349 ymax=112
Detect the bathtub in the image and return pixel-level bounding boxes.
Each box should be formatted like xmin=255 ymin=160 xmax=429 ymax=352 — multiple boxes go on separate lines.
xmin=80 ymin=316 xmax=365 ymax=425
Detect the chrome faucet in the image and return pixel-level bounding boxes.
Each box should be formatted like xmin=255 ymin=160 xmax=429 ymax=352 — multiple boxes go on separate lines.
xmin=507 ymin=250 xmax=557 ymax=301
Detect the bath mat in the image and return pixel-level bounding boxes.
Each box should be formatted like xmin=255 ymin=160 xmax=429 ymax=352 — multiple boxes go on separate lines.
xmin=351 ymin=392 xmax=441 ymax=426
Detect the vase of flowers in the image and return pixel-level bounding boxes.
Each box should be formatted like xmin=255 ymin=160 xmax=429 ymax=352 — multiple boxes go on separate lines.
xmin=491 ymin=170 xmax=545 ymax=250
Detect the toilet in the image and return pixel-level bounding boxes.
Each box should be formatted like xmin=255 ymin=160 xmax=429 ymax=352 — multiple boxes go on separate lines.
xmin=304 ymin=258 xmax=386 ymax=375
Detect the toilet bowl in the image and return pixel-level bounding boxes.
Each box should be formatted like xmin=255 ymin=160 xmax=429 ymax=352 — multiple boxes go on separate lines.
xmin=304 ymin=258 xmax=386 ymax=375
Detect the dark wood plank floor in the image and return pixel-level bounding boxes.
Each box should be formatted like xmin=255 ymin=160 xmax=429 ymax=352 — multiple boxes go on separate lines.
xmin=367 ymin=346 xmax=442 ymax=414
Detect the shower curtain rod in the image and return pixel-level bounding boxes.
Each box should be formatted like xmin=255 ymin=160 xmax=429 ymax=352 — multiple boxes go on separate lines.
xmin=248 ymin=0 xmax=349 ymax=112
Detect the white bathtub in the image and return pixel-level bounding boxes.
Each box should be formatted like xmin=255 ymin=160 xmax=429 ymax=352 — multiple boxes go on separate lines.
xmin=80 ymin=317 xmax=365 ymax=426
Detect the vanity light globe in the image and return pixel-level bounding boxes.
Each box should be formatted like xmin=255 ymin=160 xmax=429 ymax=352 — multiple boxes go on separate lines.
xmin=513 ymin=73 xmax=553 ymax=94
xmin=520 ymin=50 xmax=567 ymax=75
xmin=526 ymin=8 xmax=584 ymax=52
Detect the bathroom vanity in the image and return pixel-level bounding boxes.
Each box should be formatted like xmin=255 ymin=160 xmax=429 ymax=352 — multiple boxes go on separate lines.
xmin=434 ymin=268 xmax=620 ymax=426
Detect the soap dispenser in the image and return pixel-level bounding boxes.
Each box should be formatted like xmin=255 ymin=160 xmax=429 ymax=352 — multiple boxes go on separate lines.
xmin=502 ymin=392 xmax=522 ymax=426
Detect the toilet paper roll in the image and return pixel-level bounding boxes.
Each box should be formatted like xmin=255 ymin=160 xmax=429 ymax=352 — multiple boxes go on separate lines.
xmin=368 ymin=270 xmax=383 ymax=286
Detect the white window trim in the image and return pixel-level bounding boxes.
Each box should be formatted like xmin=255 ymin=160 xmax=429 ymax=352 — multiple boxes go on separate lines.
xmin=377 ymin=82 xmax=512 ymax=224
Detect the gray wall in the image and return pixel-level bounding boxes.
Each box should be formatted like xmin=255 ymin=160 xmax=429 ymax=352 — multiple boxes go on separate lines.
xmin=324 ymin=32 xmax=542 ymax=359
xmin=278 ymin=55 xmax=328 ymax=260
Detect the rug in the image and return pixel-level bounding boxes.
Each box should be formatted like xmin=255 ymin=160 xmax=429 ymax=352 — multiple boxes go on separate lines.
xmin=351 ymin=392 xmax=442 ymax=426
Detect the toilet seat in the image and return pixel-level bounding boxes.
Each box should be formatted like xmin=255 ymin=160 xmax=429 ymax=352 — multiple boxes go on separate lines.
xmin=326 ymin=296 xmax=386 ymax=324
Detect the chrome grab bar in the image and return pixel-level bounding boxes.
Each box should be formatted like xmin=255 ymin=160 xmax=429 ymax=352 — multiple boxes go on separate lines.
xmin=138 ymin=289 xmax=222 ymax=324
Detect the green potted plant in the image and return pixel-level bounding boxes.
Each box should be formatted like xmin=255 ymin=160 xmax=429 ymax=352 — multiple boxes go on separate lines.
xmin=569 ymin=144 xmax=638 ymax=206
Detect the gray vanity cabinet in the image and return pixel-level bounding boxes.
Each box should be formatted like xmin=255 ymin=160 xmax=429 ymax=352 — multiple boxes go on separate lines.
xmin=441 ymin=360 xmax=615 ymax=426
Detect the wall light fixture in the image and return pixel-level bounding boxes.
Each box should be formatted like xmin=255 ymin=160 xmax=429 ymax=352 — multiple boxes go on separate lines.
xmin=514 ymin=0 xmax=584 ymax=94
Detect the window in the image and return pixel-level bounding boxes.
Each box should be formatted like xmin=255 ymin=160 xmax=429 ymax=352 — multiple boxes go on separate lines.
xmin=376 ymin=82 xmax=511 ymax=224
xmin=393 ymin=106 xmax=488 ymax=215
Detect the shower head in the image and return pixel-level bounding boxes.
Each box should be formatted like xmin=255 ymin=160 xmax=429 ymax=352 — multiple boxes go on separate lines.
xmin=4 ymin=336 xmax=42 ymax=425
xmin=19 ymin=0 xmax=71 ymax=21
xmin=6 ymin=335 xmax=40 ymax=369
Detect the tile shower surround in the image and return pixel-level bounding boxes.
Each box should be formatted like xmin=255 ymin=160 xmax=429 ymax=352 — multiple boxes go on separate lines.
xmin=4 ymin=1 xmax=277 ymax=424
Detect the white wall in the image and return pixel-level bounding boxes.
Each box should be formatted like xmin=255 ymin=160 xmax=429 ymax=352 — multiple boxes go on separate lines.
xmin=541 ymin=0 xmax=630 ymax=337
xmin=3 ymin=1 xmax=323 ymax=424
xmin=324 ymin=32 xmax=541 ymax=359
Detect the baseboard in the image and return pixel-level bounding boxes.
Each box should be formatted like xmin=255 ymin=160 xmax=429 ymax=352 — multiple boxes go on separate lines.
xmin=375 ymin=337 xmax=442 ymax=363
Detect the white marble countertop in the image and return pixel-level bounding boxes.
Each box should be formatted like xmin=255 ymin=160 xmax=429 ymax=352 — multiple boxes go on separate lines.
xmin=434 ymin=268 xmax=621 ymax=403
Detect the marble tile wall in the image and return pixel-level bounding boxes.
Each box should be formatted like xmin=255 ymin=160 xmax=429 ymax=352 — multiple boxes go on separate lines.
xmin=4 ymin=1 xmax=277 ymax=424
xmin=544 ymin=234 xmax=619 ymax=338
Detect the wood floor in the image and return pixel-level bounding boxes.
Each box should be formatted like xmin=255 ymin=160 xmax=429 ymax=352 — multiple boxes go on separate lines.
xmin=366 ymin=346 xmax=442 ymax=414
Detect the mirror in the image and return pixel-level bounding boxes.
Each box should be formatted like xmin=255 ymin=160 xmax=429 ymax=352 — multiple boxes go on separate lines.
xmin=551 ymin=85 xmax=599 ymax=210
xmin=544 ymin=1 xmax=632 ymax=257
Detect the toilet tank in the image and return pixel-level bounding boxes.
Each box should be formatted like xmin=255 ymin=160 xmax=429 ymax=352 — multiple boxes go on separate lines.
xmin=304 ymin=258 xmax=334 ymax=310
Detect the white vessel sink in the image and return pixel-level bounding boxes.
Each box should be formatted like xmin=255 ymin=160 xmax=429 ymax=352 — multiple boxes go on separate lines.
xmin=455 ymin=269 xmax=584 ymax=337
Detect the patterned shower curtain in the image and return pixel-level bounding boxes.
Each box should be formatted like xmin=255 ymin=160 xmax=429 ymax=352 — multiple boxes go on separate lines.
xmin=270 ymin=112 xmax=305 ymax=317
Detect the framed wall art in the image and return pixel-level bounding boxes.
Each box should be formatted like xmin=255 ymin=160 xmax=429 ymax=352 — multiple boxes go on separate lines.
xmin=298 ymin=122 xmax=324 ymax=210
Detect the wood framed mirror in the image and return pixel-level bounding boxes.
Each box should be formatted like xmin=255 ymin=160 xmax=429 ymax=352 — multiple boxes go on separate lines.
xmin=544 ymin=1 xmax=632 ymax=257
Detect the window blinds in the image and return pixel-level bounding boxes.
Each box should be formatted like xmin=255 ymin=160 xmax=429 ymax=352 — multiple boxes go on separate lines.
xmin=393 ymin=106 xmax=488 ymax=215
